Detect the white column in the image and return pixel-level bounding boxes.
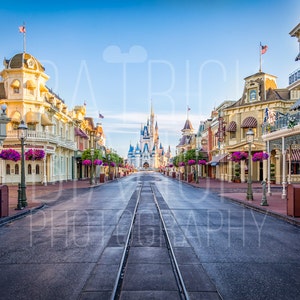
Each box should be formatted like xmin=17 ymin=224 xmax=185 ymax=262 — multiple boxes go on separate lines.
xmin=240 ymin=160 xmax=245 ymax=183
xmin=43 ymin=155 xmax=47 ymax=186
xmin=282 ymin=137 xmax=287 ymax=199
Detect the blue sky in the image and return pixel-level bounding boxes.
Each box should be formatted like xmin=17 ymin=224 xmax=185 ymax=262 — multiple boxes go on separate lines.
xmin=1 ymin=0 xmax=299 ymax=157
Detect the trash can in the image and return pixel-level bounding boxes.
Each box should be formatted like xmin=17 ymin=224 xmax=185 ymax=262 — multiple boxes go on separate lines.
xmin=0 ymin=185 xmax=9 ymax=217
xmin=99 ymin=173 xmax=105 ymax=183
xmin=287 ymin=184 xmax=300 ymax=217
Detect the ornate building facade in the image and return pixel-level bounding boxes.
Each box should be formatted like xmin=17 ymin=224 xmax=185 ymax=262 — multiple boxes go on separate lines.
xmin=0 ymin=52 xmax=105 ymax=185
xmin=127 ymin=107 xmax=170 ymax=170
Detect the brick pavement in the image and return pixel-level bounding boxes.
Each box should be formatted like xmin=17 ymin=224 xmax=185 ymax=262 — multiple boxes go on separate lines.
xmin=1 ymin=174 xmax=299 ymax=226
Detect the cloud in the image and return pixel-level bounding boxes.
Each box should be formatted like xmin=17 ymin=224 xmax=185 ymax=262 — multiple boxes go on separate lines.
xmin=102 ymin=45 xmax=148 ymax=63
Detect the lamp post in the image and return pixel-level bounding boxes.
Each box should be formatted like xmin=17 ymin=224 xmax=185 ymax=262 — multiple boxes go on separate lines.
xmin=90 ymin=148 xmax=94 ymax=185
xmin=17 ymin=120 xmax=28 ymax=209
xmin=246 ymin=128 xmax=254 ymax=201
xmin=195 ymin=148 xmax=199 ymax=183
xmin=108 ymin=154 xmax=111 ymax=180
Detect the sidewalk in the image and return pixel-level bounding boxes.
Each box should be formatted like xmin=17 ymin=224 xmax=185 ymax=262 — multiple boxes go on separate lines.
xmin=0 ymin=179 xmax=104 ymax=225
xmin=186 ymin=177 xmax=300 ymax=226
xmin=1 ymin=176 xmax=300 ymax=226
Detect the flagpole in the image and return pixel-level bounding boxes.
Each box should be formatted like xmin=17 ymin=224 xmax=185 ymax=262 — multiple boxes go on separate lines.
xmin=259 ymin=42 xmax=262 ymax=72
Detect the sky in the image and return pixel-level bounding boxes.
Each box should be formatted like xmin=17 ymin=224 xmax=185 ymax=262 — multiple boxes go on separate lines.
xmin=1 ymin=0 xmax=299 ymax=157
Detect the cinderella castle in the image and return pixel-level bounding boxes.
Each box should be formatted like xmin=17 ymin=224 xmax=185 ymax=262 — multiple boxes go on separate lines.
xmin=127 ymin=106 xmax=171 ymax=170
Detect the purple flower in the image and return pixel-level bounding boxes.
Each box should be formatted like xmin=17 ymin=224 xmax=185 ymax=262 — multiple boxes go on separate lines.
xmin=231 ymin=151 xmax=248 ymax=162
xmin=0 ymin=149 xmax=21 ymax=161
xmin=179 ymin=162 xmax=185 ymax=167
xmin=198 ymin=159 xmax=207 ymax=165
xmin=252 ymin=152 xmax=269 ymax=162
xmin=93 ymin=159 xmax=103 ymax=165
xmin=83 ymin=159 xmax=92 ymax=166
xmin=110 ymin=162 xmax=116 ymax=167
xmin=188 ymin=159 xmax=196 ymax=166
xmin=25 ymin=149 xmax=45 ymax=161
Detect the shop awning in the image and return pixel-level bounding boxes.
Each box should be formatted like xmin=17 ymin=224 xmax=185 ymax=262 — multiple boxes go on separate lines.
xmin=10 ymin=111 xmax=21 ymax=123
xmin=26 ymin=80 xmax=36 ymax=90
xmin=241 ymin=117 xmax=257 ymax=128
xmin=287 ymin=149 xmax=300 ymax=161
xmin=41 ymin=113 xmax=54 ymax=126
xmin=290 ymin=98 xmax=300 ymax=111
xmin=25 ymin=111 xmax=39 ymax=124
xmin=209 ymin=153 xmax=229 ymax=166
xmin=226 ymin=121 xmax=237 ymax=132
xmin=75 ymin=127 xmax=89 ymax=139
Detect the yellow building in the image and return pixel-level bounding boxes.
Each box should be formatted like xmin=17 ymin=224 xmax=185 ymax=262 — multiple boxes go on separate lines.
xmin=0 ymin=52 xmax=104 ymax=184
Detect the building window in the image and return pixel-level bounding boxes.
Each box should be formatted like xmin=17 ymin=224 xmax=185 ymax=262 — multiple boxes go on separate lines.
xmin=15 ymin=164 xmax=19 ymax=175
xmin=6 ymin=164 xmax=10 ymax=175
xmin=36 ymin=164 xmax=40 ymax=175
xmin=291 ymin=162 xmax=300 ymax=174
xmin=230 ymin=131 xmax=236 ymax=139
xmin=14 ymin=87 xmax=20 ymax=94
xmin=28 ymin=164 xmax=32 ymax=175
xmin=27 ymin=124 xmax=36 ymax=131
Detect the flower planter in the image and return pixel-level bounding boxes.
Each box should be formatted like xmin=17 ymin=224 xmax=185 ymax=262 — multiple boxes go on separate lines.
xmin=99 ymin=173 xmax=105 ymax=183
xmin=180 ymin=173 xmax=184 ymax=180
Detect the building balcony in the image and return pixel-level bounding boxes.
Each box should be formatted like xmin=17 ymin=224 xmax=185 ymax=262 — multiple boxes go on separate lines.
xmin=6 ymin=130 xmax=77 ymax=151
xmin=262 ymin=111 xmax=300 ymax=135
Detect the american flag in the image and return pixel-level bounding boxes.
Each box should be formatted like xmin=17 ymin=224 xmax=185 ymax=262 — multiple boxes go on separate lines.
xmin=99 ymin=112 xmax=104 ymax=119
xmin=19 ymin=25 xmax=26 ymax=33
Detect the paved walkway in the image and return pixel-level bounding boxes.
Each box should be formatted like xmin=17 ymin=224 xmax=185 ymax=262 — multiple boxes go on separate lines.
xmin=1 ymin=174 xmax=299 ymax=226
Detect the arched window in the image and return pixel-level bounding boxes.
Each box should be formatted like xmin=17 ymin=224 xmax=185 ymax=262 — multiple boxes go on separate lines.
xmin=28 ymin=164 xmax=32 ymax=175
xmin=6 ymin=164 xmax=10 ymax=175
xmin=36 ymin=164 xmax=40 ymax=175
xmin=15 ymin=164 xmax=19 ymax=175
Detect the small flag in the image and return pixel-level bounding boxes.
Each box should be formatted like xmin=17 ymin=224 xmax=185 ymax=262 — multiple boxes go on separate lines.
xmin=295 ymin=52 xmax=300 ymax=62
xmin=99 ymin=112 xmax=104 ymax=119
xmin=83 ymin=101 xmax=86 ymax=106
xmin=19 ymin=25 xmax=26 ymax=33
xmin=261 ymin=44 xmax=268 ymax=55
xmin=187 ymin=106 xmax=191 ymax=111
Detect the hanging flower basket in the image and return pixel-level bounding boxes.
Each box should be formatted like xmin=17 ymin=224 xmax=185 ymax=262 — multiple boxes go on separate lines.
xmin=110 ymin=162 xmax=116 ymax=167
xmin=252 ymin=152 xmax=269 ymax=162
xmin=0 ymin=149 xmax=21 ymax=161
xmin=230 ymin=151 xmax=248 ymax=162
xmin=82 ymin=159 xmax=92 ymax=166
xmin=179 ymin=162 xmax=185 ymax=167
xmin=169 ymin=164 xmax=173 ymax=168
xmin=25 ymin=149 xmax=45 ymax=161
xmin=198 ymin=159 xmax=207 ymax=165
xmin=93 ymin=159 xmax=103 ymax=165
xmin=102 ymin=162 xmax=108 ymax=166
xmin=188 ymin=159 xmax=196 ymax=166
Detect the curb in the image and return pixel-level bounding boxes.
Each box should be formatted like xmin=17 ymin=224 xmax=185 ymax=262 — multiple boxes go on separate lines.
xmin=0 ymin=204 xmax=46 ymax=226
xmin=223 ymin=196 xmax=300 ymax=227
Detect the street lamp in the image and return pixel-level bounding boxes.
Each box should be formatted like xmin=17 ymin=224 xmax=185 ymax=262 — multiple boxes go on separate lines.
xmin=195 ymin=148 xmax=199 ymax=183
xmin=108 ymin=154 xmax=111 ymax=180
xmin=246 ymin=128 xmax=254 ymax=201
xmin=90 ymin=148 xmax=94 ymax=185
xmin=17 ymin=120 xmax=28 ymax=209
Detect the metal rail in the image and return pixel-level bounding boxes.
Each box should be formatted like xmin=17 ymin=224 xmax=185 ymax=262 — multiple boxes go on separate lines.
xmin=110 ymin=182 xmax=190 ymax=300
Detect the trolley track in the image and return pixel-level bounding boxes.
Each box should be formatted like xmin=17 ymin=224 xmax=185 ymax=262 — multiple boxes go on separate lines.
xmin=110 ymin=181 xmax=190 ymax=300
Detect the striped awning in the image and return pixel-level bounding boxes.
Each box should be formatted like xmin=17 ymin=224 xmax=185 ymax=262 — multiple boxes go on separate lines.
xmin=241 ymin=117 xmax=257 ymax=128
xmin=209 ymin=153 xmax=229 ymax=165
xmin=10 ymin=111 xmax=21 ymax=123
xmin=26 ymin=111 xmax=39 ymax=124
xmin=41 ymin=113 xmax=54 ymax=126
xmin=75 ymin=128 xmax=89 ymax=139
xmin=287 ymin=149 xmax=300 ymax=161
xmin=226 ymin=121 xmax=237 ymax=132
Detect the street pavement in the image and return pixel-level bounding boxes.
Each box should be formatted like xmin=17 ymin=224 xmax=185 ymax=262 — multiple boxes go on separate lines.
xmin=1 ymin=174 xmax=299 ymax=226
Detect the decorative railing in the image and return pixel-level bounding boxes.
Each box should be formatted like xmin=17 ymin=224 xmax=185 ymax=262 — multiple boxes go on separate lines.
xmin=262 ymin=112 xmax=300 ymax=134
xmin=7 ymin=130 xmax=77 ymax=150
